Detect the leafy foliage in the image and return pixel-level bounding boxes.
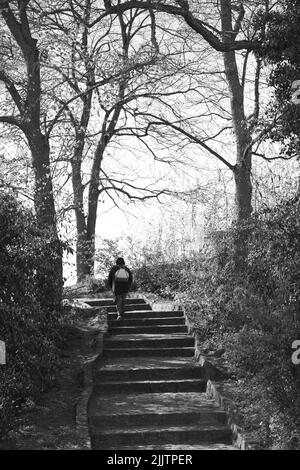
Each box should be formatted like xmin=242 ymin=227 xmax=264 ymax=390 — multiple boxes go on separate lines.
xmin=133 ymin=250 xmax=195 ymax=298
xmin=192 ymin=198 xmax=300 ymax=447
xmin=0 ymin=191 xmax=64 ymax=436
xmin=133 ymin=195 xmax=300 ymax=448
xmin=94 ymin=238 xmax=123 ymax=281
xmin=257 ymin=0 xmax=300 ymax=157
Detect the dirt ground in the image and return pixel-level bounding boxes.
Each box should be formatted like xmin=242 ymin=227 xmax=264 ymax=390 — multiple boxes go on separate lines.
xmin=0 ymin=315 xmax=100 ymax=451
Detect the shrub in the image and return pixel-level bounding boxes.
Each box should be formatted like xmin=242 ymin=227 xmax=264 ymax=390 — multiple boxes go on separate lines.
xmin=0 ymin=191 xmax=64 ymax=437
xmin=133 ymin=254 xmax=195 ymax=298
xmin=179 ymin=195 xmax=300 ymax=448
xmin=131 ymin=194 xmax=300 ymax=448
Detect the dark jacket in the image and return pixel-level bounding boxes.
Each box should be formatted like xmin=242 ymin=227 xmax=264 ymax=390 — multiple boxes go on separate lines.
xmin=108 ymin=265 xmax=133 ymax=295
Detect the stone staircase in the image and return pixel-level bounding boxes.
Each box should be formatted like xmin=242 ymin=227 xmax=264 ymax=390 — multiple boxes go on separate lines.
xmin=86 ymin=297 xmax=236 ymax=450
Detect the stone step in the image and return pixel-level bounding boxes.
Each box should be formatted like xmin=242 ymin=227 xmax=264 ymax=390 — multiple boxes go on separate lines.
xmin=95 ymin=357 xmax=205 ymax=381
xmin=108 ymin=310 xmax=184 ymax=319
xmin=90 ymin=390 xmax=222 ymax=413
xmin=102 ymin=347 xmax=195 ymax=358
xmin=91 ymin=408 xmax=227 ymax=428
xmin=88 ymin=296 xmax=233 ymax=451
xmin=104 ymin=335 xmax=194 ymax=349
xmin=82 ymin=298 xmax=147 ymax=307
xmin=106 ymin=304 xmax=152 ymax=313
xmin=109 ymin=325 xmax=188 ymax=335
xmin=100 ymin=443 xmax=237 ymax=450
xmin=96 ymin=367 xmax=204 ymax=382
xmin=108 ymin=317 xmax=186 ymax=327
xmin=90 ymin=424 xmax=232 ymax=448
xmin=94 ymin=378 xmax=206 ymax=394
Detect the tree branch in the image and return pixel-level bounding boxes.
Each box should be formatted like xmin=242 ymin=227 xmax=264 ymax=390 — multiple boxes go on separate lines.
xmin=243 ymin=108 xmax=290 ymax=160
xmin=232 ymin=2 xmax=245 ymax=37
xmin=248 ymin=56 xmax=261 ymax=127
xmin=46 ymin=51 xmax=158 ymax=137
xmin=1 ymin=1 xmax=34 ymax=55
xmin=0 ymin=114 xmax=24 ymax=130
xmin=0 ymin=70 xmax=24 ymax=112
xmin=139 ymin=112 xmax=235 ymax=171
xmin=91 ymin=1 xmax=256 ymax=52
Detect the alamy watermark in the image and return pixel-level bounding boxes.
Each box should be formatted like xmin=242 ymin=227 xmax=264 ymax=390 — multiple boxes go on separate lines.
xmin=291 ymin=340 xmax=300 ymax=365
xmin=289 ymin=82 xmax=300 ymax=366
xmin=291 ymin=80 xmax=300 ymax=104
xmin=0 ymin=340 xmax=5 ymax=365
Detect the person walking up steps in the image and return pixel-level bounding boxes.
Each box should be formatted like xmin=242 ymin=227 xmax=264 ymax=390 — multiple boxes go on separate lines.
xmin=108 ymin=257 xmax=133 ymax=320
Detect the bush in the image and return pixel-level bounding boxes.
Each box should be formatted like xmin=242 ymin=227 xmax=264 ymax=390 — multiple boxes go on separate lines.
xmin=131 ymin=194 xmax=300 ymax=448
xmin=0 ymin=191 xmax=62 ymax=311
xmin=133 ymin=253 xmax=195 ymax=298
xmin=0 ymin=191 xmax=64 ymax=437
xmin=179 ymin=195 xmax=300 ymax=448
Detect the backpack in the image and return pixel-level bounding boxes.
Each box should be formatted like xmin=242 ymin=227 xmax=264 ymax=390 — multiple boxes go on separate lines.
xmin=114 ymin=267 xmax=129 ymax=282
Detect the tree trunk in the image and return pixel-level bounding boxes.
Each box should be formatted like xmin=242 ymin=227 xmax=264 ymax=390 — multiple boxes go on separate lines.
xmin=29 ymin=133 xmax=56 ymax=227
xmin=69 ymin=0 xmax=94 ymax=281
xmin=71 ymin=140 xmax=92 ymax=281
xmin=233 ymin=156 xmax=252 ymax=267
xmin=1 ymin=3 xmax=63 ymax=308
xmin=70 ymin=11 xmax=127 ymax=279
xmin=85 ymin=103 xmax=124 ymax=276
xmin=71 ymin=133 xmax=106 ymax=281
xmin=28 ymin=132 xmax=63 ymax=309
xmin=25 ymin=30 xmax=63 ymax=308
xmin=85 ymin=141 xmax=106 ymax=277
xmin=221 ymin=0 xmax=253 ymax=268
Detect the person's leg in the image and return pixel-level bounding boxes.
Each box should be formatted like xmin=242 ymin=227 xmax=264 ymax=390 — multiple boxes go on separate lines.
xmin=120 ymin=293 xmax=127 ymax=316
xmin=116 ymin=294 xmax=123 ymax=319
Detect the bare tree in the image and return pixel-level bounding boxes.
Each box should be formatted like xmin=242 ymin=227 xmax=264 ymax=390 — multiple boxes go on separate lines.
xmin=39 ymin=0 xmax=201 ymax=280
xmin=0 ymin=0 xmax=274 ymax=281
xmin=0 ymin=0 xmax=63 ymax=306
xmin=93 ymin=0 xmax=271 ymax=267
